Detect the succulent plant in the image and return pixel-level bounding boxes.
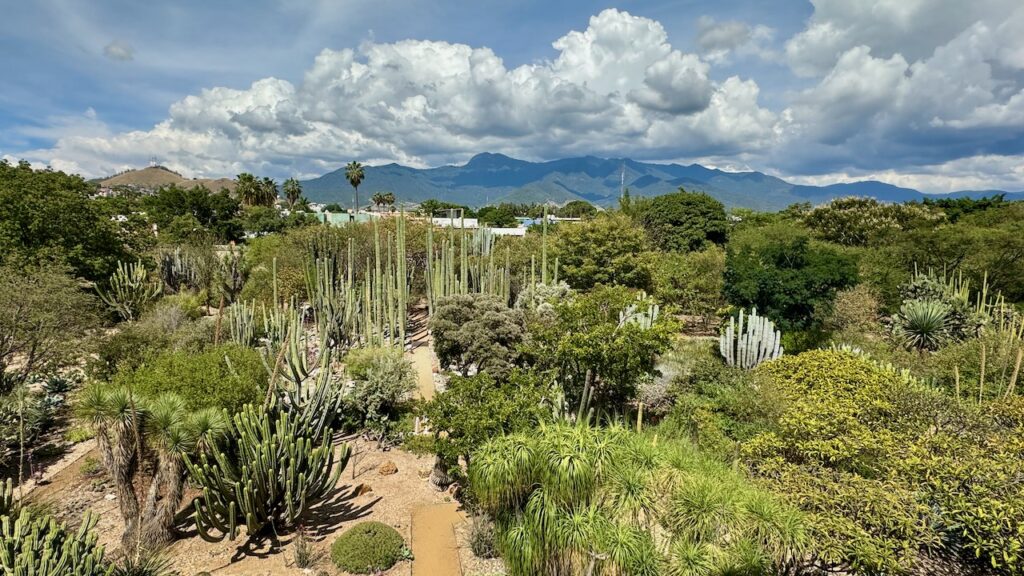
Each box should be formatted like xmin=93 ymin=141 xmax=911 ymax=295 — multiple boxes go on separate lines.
xmin=719 ymin=308 xmax=783 ymax=369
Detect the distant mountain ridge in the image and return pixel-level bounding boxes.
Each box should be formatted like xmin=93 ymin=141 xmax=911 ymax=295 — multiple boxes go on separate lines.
xmin=99 ymin=166 xmax=236 ymax=193
xmin=299 ymin=153 xmax=1023 ymax=212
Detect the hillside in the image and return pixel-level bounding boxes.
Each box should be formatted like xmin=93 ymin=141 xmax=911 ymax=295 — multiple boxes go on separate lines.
xmin=300 ymin=153 xmax=1023 ymax=211
xmin=100 ymin=166 xmax=236 ymax=193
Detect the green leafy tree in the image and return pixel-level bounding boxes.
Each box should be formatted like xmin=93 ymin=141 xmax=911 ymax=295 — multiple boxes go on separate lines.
xmin=724 ymin=224 xmax=858 ymax=332
xmin=556 ymin=200 xmax=597 ymax=219
xmin=141 ymin=184 xmax=242 ymax=242
xmin=345 ymin=161 xmax=365 ymax=212
xmin=0 ymin=265 xmax=99 ymax=392
xmin=554 ymin=213 xmax=652 ymax=290
xmin=524 ymin=285 xmax=676 ymax=410
xmin=803 ymin=197 xmax=942 ymax=246
xmin=430 ymin=294 xmax=526 ymax=379
xmin=0 ymin=160 xmax=130 ymax=280
xmin=639 ymin=188 xmax=728 ymax=252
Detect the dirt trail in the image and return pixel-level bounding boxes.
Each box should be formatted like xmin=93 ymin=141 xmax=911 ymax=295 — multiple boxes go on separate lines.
xmin=406 ymin=306 xmax=436 ymax=401
xmin=411 ymin=503 xmax=464 ymax=576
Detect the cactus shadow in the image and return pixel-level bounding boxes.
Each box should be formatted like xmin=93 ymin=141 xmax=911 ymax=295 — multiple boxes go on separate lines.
xmin=303 ymin=484 xmax=381 ymax=540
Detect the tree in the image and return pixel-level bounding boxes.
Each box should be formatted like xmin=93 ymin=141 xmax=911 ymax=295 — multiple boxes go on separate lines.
xmin=141 ymin=184 xmax=242 ymax=242
xmin=0 ymin=160 xmax=130 ymax=280
xmin=476 ymin=204 xmax=518 ymax=227
xmin=639 ymin=188 xmax=728 ymax=252
xmin=524 ymin=285 xmax=676 ymax=411
xmin=259 ymin=177 xmax=278 ymax=207
xmin=556 ymin=200 xmax=597 ymax=219
xmin=345 ymin=161 xmax=365 ymax=213
xmin=430 ymin=294 xmax=526 ymax=379
xmin=381 ymin=191 xmax=396 ymax=212
xmin=236 ymin=173 xmax=260 ymax=207
xmin=78 ymin=386 xmax=228 ymax=549
xmin=371 ymin=192 xmax=385 ymax=212
xmin=0 ymin=265 xmax=99 ymax=393
xmin=724 ymin=224 xmax=858 ymax=332
xmin=282 ymin=178 xmax=303 ymax=210
xmin=554 ymin=213 xmax=652 ymax=290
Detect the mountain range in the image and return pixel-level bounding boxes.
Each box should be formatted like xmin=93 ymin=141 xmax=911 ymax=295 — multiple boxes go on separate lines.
xmin=297 ymin=153 xmax=1023 ymax=212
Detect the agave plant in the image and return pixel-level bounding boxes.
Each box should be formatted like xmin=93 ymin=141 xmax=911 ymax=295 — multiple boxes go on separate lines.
xmin=893 ymin=299 xmax=951 ymax=351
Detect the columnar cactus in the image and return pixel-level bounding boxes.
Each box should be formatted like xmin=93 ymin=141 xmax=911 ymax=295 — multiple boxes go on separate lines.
xmin=226 ymin=300 xmax=258 ymax=346
xmin=719 ymin=308 xmax=783 ymax=369
xmin=184 ymin=405 xmax=350 ymax=542
xmin=95 ymin=260 xmax=161 ymax=322
xmin=0 ymin=509 xmax=112 ymax=575
xmin=0 ymin=478 xmax=14 ymax=517
xmin=425 ymin=220 xmax=514 ymax=314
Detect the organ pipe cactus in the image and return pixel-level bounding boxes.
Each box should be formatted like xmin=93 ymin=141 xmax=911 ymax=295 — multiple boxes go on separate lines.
xmin=184 ymin=405 xmax=349 ymax=542
xmin=0 ymin=509 xmax=112 ymax=575
xmin=0 ymin=478 xmax=14 ymax=517
xmin=425 ymin=221 xmax=513 ymax=314
xmin=226 ymin=300 xmax=258 ymax=346
xmin=720 ymin=308 xmax=783 ymax=369
xmin=95 ymin=260 xmax=161 ymax=322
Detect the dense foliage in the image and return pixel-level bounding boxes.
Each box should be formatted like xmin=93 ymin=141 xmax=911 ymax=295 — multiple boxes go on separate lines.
xmin=639 ymin=189 xmax=728 ymax=252
xmin=330 ymin=521 xmax=406 ymax=574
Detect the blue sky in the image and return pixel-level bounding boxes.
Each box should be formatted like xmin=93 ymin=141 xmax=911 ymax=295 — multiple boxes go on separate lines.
xmin=2 ymin=0 xmax=1023 ymax=192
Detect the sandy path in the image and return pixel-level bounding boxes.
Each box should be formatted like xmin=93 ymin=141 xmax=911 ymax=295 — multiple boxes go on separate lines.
xmin=406 ymin=306 xmax=436 ymax=401
xmin=411 ymin=503 xmax=463 ymax=576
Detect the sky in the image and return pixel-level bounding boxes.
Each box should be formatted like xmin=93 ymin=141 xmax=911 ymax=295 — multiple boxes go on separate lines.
xmin=1 ymin=0 xmax=1023 ymax=193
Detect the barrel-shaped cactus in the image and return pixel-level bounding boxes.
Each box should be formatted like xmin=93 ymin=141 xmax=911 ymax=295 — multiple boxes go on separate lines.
xmin=0 ymin=509 xmax=112 ymax=575
xmin=719 ymin=308 xmax=783 ymax=369
xmin=185 ymin=404 xmax=350 ymax=542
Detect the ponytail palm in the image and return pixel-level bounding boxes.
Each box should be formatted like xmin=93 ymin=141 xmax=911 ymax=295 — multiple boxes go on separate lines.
xmin=471 ymin=424 xmax=805 ymax=576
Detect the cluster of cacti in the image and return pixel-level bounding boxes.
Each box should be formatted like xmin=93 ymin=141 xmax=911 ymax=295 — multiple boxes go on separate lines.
xmin=720 ymin=308 xmax=783 ymax=369
xmin=156 ymin=246 xmax=200 ymax=294
xmin=0 ymin=509 xmax=112 ymax=575
xmin=184 ymin=400 xmax=349 ymax=542
xmin=225 ymin=300 xmax=258 ymax=346
xmin=425 ymin=219 xmax=513 ymax=314
xmin=217 ymin=245 xmax=246 ymax=303
xmin=509 ymin=207 xmax=561 ymax=314
xmin=618 ymin=293 xmax=660 ymax=330
xmin=0 ymin=478 xmax=14 ymax=517
xmin=95 ymin=260 xmax=161 ymax=322
xmin=306 ymin=217 xmax=410 ymax=349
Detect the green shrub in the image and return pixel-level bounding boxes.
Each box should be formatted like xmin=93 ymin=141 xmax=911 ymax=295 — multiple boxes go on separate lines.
xmin=330 ymin=521 xmax=406 ymax=574
xmin=115 ymin=344 xmax=265 ymax=413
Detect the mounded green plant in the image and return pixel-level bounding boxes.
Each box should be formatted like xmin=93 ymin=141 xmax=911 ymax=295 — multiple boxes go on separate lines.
xmin=0 ymin=508 xmax=113 ymax=575
xmin=720 ymin=307 xmax=783 ymax=369
xmin=330 ymin=521 xmax=406 ymax=574
xmin=96 ymin=260 xmax=162 ymax=322
xmin=471 ymin=424 xmax=806 ymax=576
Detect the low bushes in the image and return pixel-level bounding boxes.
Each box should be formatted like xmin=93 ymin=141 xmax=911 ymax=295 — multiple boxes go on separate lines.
xmin=114 ymin=344 xmax=265 ymax=414
xmin=330 ymin=521 xmax=406 ymax=574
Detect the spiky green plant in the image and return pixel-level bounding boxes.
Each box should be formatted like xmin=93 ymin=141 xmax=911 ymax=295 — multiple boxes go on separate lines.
xmin=225 ymin=300 xmax=258 ymax=346
xmin=184 ymin=403 xmax=350 ymax=542
xmin=893 ymin=299 xmax=951 ymax=351
xmin=719 ymin=308 xmax=783 ymax=369
xmin=0 ymin=509 xmax=113 ymax=575
xmin=109 ymin=553 xmax=177 ymax=576
xmin=96 ymin=261 xmax=161 ymax=322
xmin=470 ymin=425 xmax=806 ymax=576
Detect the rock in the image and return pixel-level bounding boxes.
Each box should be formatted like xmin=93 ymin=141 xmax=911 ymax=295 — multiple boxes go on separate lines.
xmin=378 ymin=460 xmax=398 ymax=475
xmin=354 ymin=483 xmax=373 ymax=496
xmin=104 ymin=493 xmax=116 ymax=501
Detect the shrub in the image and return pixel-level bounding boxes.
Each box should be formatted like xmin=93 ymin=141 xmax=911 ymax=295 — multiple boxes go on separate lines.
xmin=115 ymin=344 xmax=265 ymax=413
xmin=330 ymin=521 xmax=406 ymax=574
xmin=639 ymin=188 xmax=728 ymax=252
xmin=430 ymin=294 xmax=526 ymax=378
xmin=824 ymin=284 xmax=882 ymax=335
xmin=345 ymin=347 xmax=416 ymax=433
xmin=553 ymin=213 xmax=652 ymax=290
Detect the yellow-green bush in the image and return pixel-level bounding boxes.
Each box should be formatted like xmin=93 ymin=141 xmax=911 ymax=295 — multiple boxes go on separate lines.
xmin=330 ymin=521 xmax=405 ymax=574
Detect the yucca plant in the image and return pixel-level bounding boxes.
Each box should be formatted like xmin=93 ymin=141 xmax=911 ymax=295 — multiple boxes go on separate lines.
xmin=77 ymin=386 xmax=229 ymax=550
xmin=96 ymin=261 xmax=162 ymax=322
xmin=893 ymin=299 xmax=951 ymax=351
xmin=110 ymin=553 xmax=177 ymax=576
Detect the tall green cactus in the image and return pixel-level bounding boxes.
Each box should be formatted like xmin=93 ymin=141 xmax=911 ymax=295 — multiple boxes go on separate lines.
xmin=720 ymin=308 xmax=784 ymax=369
xmin=184 ymin=404 xmax=349 ymax=542
xmin=95 ymin=260 xmax=161 ymax=322
xmin=425 ymin=219 xmax=513 ymax=313
xmin=0 ymin=509 xmax=112 ymax=575
xmin=0 ymin=478 xmax=14 ymax=517
xmin=226 ymin=300 xmax=258 ymax=346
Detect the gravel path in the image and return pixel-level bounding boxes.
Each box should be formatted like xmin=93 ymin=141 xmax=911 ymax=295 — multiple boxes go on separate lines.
xmin=411 ymin=503 xmax=464 ymax=576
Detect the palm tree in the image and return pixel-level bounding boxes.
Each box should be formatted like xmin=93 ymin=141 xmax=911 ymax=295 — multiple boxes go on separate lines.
xmin=283 ymin=178 xmax=303 ymax=210
xmin=371 ymin=192 xmax=385 ymax=212
xmin=259 ymin=177 xmax=278 ymax=207
xmin=382 ymin=191 xmax=396 ymax=212
xmin=78 ymin=386 xmax=229 ymax=550
xmin=345 ymin=161 xmax=365 ymax=213
xmin=236 ymin=173 xmax=259 ymax=206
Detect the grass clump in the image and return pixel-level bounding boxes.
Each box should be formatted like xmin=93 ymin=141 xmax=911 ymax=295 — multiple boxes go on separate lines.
xmin=330 ymin=521 xmax=406 ymax=574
